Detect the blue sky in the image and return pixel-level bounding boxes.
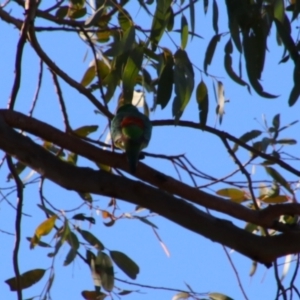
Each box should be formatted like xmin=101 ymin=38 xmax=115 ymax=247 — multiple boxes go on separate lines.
xmin=1 ymin=1 xmax=300 ymax=299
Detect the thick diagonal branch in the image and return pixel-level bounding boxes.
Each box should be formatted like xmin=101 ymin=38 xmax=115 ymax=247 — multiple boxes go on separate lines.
xmin=0 ymin=115 xmax=300 ymax=266
xmin=1 ymin=109 xmax=300 ymax=232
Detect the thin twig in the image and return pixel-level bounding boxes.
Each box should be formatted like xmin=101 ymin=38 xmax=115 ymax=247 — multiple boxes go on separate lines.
xmin=7 ymin=157 xmax=24 ymax=300
xmin=50 ymin=71 xmax=71 ymax=131
xmin=28 ymin=59 xmax=43 ymax=116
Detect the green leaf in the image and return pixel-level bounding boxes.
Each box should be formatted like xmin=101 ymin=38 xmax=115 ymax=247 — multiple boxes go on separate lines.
xmin=68 ymin=6 xmax=87 ymax=19
xmin=157 ymin=49 xmax=174 ymax=109
xmin=212 ymin=0 xmax=218 ymax=34
xmin=110 ymin=250 xmax=139 ymax=279
xmin=77 ymin=228 xmax=104 ymax=250
xmin=95 ymin=251 xmax=114 ymax=292
xmin=64 ymin=231 xmax=79 ymax=266
xmin=172 ymin=49 xmax=194 ymax=122
xmin=48 ymin=218 xmax=70 ymax=257
xmin=272 ymin=113 xmax=280 ymax=130
xmin=216 ymin=188 xmax=248 ymax=203
xmin=167 ymin=7 xmax=174 ymax=31
xmin=149 ymin=0 xmax=173 ymax=50
xmin=274 ymin=0 xmax=285 ymax=23
xmin=188 ymin=0 xmax=195 ymax=37
xmin=78 ymin=192 xmax=93 ymax=203
xmin=209 ymin=292 xmax=234 ymax=300
xmin=122 ymin=45 xmax=144 ymax=104
xmin=5 ymin=269 xmax=46 ymax=291
xmin=55 ymin=6 xmax=68 ymax=19
xmin=289 ymin=57 xmax=300 ymax=106
xmin=274 ymin=18 xmax=298 ymax=63
xmin=26 ymin=237 xmax=51 ymax=248
xmin=73 ymin=125 xmax=99 ymax=137
xmin=181 ymin=14 xmax=188 ymax=49
xmin=81 ymin=66 xmax=96 ymax=87
xmin=232 ymin=130 xmax=262 ymax=152
xmin=118 ymin=9 xmax=133 ymax=31
xmin=204 ymin=34 xmax=220 ymax=74
xmin=37 ymin=204 xmax=56 ymax=216
xmin=224 ymin=39 xmax=250 ymax=91
xmin=243 ymin=32 xmax=277 ymax=98
xmin=275 ymin=138 xmax=297 ymax=145
xmin=196 ymin=80 xmax=209 ymax=127
xmin=84 ymin=5 xmax=104 ymax=27
xmin=265 ymin=167 xmax=293 ymax=194
xmin=105 ymin=26 xmax=135 ymax=57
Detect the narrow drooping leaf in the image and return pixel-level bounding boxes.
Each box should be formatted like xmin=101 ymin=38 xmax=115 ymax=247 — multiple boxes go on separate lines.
xmin=274 ymin=18 xmax=298 ymax=63
xmin=110 ymin=250 xmax=139 ymax=279
xmin=95 ymin=251 xmax=114 ymax=292
xmin=181 ymin=14 xmax=189 ymax=49
xmin=212 ymin=0 xmax=219 ymax=34
xmin=243 ymin=32 xmax=277 ymax=98
xmin=5 ymin=269 xmax=46 ymax=291
xmin=224 ymin=39 xmax=250 ymax=91
xmin=77 ymin=228 xmax=105 ymax=250
xmin=265 ymin=167 xmax=293 ymax=194
xmin=272 ymin=113 xmax=280 ymax=130
xmin=196 ymin=80 xmax=209 ymax=127
xmin=225 ymin=1 xmax=242 ymax=52
xmin=48 ymin=218 xmax=70 ymax=257
xmin=232 ymin=130 xmax=262 ymax=152
xmin=188 ymin=0 xmax=195 ymax=37
xmin=64 ymin=231 xmax=80 ymax=266
xmin=172 ymin=49 xmax=194 ymax=122
xmin=118 ymin=9 xmax=133 ymax=31
xmin=289 ymin=58 xmax=300 ymax=106
xmin=81 ymin=66 xmax=95 ymax=87
xmin=204 ymin=34 xmax=221 ymax=74
xmin=157 ymin=51 xmax=174 ymax=109
xmin=122 ymin=46 xmax=144 ymax=103
xmin=104 ymin=26 xmax=135 ymax=57
xmin=166 ymin=7 xmax=174 ymax=31
xmin=274 ymin=0 xmax=284 ymax=23
xmin=149 ymin=0 xmax=172 ymax=50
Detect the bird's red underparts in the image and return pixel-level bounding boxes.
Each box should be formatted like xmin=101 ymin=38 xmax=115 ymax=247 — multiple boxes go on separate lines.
xmin=121 ymin=116 xmax=145 ymax=129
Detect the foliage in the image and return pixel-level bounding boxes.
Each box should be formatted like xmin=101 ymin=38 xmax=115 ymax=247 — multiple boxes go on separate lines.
xmin=1 ymin=0 xmax=300 ymax=299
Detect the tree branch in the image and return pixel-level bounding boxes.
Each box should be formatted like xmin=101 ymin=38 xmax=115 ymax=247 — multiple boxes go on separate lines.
xmin=1 ymin=109 xmax=299 ymax=233
xmin=0 ymin=114 xmax=300 ymax=265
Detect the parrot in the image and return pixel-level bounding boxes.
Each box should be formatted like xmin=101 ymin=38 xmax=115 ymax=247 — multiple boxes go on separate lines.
xmin=111 ymin=104 xmax=152 ymax=173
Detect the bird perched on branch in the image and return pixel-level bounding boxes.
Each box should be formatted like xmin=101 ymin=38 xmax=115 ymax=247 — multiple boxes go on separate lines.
xmin=111 ymin=104 xmax=152 ymax=173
